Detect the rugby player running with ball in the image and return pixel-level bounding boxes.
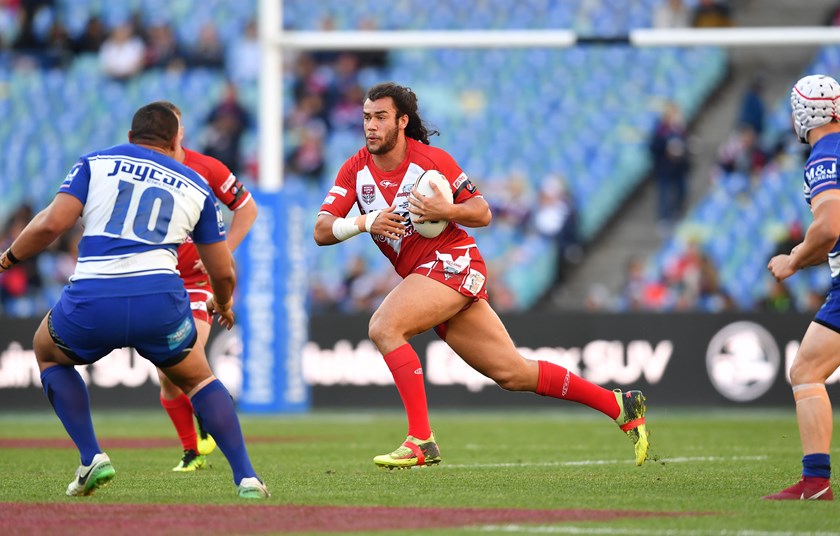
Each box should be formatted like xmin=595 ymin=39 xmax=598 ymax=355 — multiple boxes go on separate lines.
xmin=313 ymin=82 xmax=651 ymax=469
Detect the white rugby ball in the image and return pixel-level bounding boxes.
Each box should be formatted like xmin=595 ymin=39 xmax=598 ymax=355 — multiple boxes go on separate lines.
xmin=410 ymin=170 xmax=453 ymax=238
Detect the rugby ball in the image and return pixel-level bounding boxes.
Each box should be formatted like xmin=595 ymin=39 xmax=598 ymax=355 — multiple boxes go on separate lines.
xmin=410 ymin=170 xmax=453 ymax=238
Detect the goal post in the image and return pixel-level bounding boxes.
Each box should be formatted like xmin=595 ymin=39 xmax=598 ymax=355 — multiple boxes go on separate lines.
xmin=257 ymin=4 xmax=840 ymax=190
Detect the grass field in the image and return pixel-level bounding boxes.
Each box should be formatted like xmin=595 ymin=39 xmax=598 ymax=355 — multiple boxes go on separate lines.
xmin=0 ymin=407 xmax=838 ymax=535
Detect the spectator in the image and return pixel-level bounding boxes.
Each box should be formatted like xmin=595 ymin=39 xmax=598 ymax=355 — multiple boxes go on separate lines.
xmin=41 ymin=19 xmax=72 ymax=68
xmin=0 ymin=203 xmax=41 ymax=315
xmin=186 ymin=22 xmax=224 ymax=69
xmin=226 ymin=18 xmax=259 ymax=83
xmin=695 ymin=252 xmax=734 ymax=312
xmin=531 ymin=174 xmax=579 ymax=285
xmin=716 ymin=124 xmax=767 ymax=178
xmin=292 ymin=53 xmax=329 ymax=102
xmin=650 ymin=102 xmax=690 ymax=228
xmin=761 ymin=279 xmax=794 ymax=313
xmin=325 ymin=52 xmax=360 ymax=110
xmin=691 ymin=0 xmax=734 ymax=28
xmin=11 ymin=0 xmax=53 ymax=53
xmin=493 ymin=171 xmax=534 ymax=232
xmin=71 ymin=15 xmax=107 ymax=55
xmin=0 ymin=1 xmax=20 ymax=48
xmin=143 ymin=23 xmax=185 ymax=72
xmin=201 ymin=81 xmax=252 ymax=175
xmin=329 ymin=83 xmax=365 ymax=131
xmin=620 ymin=256 xmax=650 ymax=311
xmin=286 ymin=123 xmax=326 ymax=181
xmin=739 ymin=74 xmax=766 ymax=137
xmin=99 ymin=22 xmax=145 ymax=80
xmin=653 ymin=0 xmax=691 ymax=28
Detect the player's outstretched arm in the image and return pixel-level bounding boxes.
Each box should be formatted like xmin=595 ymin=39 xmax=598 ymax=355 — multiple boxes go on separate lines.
xmin=0 ymin=193 xmax=82 ymax=270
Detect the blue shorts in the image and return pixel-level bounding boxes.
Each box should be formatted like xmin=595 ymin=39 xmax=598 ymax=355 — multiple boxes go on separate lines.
xmin=815 ymin=278 xmax=840 ymax=334
xmin=49 ymin=282 xmax=197 ymax=367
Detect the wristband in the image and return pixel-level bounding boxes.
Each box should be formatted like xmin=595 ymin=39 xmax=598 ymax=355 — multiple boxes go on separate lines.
xmin=5 ymin=249 xmax=19 ymax=265
xmin=0 ymin=248 xmax=19 ymax=270
xmin=332 ymin=216 xmax=363 ymax=241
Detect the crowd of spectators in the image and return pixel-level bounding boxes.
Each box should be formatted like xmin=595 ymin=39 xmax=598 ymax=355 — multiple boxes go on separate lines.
xmin=0 ymin=1 xmax=243 ymax=75
xmin=0 ymin=0 xmax=818 ymax=318
xmin=0 ymin=203 xmax=82 ymax=317
xmin=282 ymin=19 xmax=387 ymax=186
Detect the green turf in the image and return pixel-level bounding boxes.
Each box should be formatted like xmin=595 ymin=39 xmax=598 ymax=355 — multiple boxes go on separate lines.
xmin=0 ymin=408 xmax=838 ymax=534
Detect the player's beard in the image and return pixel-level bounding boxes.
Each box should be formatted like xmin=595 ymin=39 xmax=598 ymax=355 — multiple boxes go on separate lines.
xmin=366 ymin=125 xmax=399 ymax=155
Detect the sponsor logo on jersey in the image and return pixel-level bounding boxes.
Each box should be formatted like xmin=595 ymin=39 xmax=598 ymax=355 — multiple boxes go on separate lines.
xmin=380 ymin=180 xmax=397 ymax=188
xmin=453 ymin=173 xmax=467 ymax=190
xmin=805 ymin=157 xmax=838 ymax=185
xmin=361 ymin=184 xmax=376 ymax=204
xmin=329 ymin=185 xmax=348 ymax=196
xmin=61 ymin=163 xmax=83 ymax=189
xmin=453 ymin=173 xmax=476 ymax=196
xmin=463 ymin=269 xmax=486 ymax=296
xmin=105 ymin=159 xmax=191 ymax=191
xmin=167 ymin=317 xmax=194 ymax=350
xmin=323 ymin=195 xmax=335 ymax=205
xmin=220 ymin=173 xmax=236 ymax=193
xmin=396 ymin=183 xmax=413 ymax=198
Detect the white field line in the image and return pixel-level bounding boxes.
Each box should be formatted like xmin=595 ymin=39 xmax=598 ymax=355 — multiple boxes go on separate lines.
xmin=438 ymin=455 xmax=768 ymax=469
xmin=474 ymin=527 xmax=840 ymax=536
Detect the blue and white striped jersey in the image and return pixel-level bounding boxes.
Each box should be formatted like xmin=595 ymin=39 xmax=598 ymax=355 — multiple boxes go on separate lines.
xmin=59 ymin=143 xmax=226 ymax=293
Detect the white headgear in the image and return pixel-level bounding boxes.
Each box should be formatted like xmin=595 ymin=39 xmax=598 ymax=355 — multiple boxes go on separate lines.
xmin=790 ymin=74 xmax=840 ymax=144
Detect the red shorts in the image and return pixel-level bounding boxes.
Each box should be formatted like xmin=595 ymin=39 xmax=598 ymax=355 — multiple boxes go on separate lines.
xmin=411 ymin=245 xmax=489 ymax=340
xmin=185 ymin=282 xmax=213 ymax=324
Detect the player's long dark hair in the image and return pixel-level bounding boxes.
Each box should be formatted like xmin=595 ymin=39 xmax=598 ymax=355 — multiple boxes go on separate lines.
xmin=366 ymin=82 xmax=439 ymax=145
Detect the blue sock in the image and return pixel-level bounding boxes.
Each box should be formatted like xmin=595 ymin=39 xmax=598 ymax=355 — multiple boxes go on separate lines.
xmin=803 ymin=453 xmax=831 ymax=479
xmin=802 ymin=454 xmax=831 ymax=478
xmin=190 ymin=379 xmax=256 ymax=483
xmin=41 ymin=365 xmax=101 ymax=466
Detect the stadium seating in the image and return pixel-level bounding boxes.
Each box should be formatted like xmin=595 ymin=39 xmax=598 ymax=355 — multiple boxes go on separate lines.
xmin=647 ymin=44 xmax=840 ymax=312
xmin=0 ymin=0 xmax=725 ymax=313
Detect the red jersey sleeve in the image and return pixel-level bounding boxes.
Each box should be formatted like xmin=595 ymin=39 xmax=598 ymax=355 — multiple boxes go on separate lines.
xmin=183 ymin=148 xmax=251 ymax=211
xmin=432 ymin=147 xmax=482 ymax=204
xmin=319 ymin=158 xmax=358 ymax=217
xmin=207 ymin=161 xmax=251 ymax=211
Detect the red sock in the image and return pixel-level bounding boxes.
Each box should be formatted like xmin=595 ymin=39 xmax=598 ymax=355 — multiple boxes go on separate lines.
xmin=384 ymin=344 xmax=432 ymax=440
xmin=536 ymin=361 xmax=621 ymax=419
xmin=160 ymin=393 xmax=198 ymax=451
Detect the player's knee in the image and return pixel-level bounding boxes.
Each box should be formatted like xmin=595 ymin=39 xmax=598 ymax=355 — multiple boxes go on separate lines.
xmin=492 ymin=368 xmax=528 ymax=391
xmin=789 ymin=358 xmax=828 ymax=385
xmin=368 ymin=315 xmax=395 ymax=350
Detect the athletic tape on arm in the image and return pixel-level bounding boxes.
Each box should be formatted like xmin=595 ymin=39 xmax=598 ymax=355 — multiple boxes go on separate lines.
xmin=331 ymin=217 xmax=362 ymax=241
xmin=331 ymin=210 xmax=383 ymax=241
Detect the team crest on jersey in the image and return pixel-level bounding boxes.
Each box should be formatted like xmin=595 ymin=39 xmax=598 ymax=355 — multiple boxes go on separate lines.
xmin=361 ymin=184 xmax=376 ymax=204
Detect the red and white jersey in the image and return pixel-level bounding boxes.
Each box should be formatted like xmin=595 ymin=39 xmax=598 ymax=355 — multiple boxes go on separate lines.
xmin=176 ymin=147 xmax=252 ymax=287
xmin=319 ymin=138 xmax=483 ymax=278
